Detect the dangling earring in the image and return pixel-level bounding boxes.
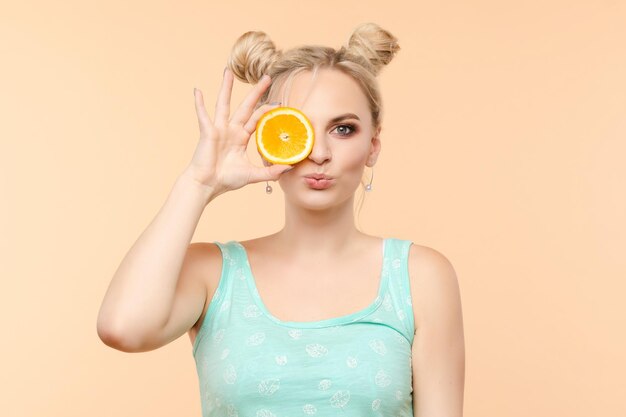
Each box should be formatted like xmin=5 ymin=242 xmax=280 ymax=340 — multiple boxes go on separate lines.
xmin=365 ymin=167 xmax=374 ymax=192
xmin=265 ymin=181 xmax=273 ymax=194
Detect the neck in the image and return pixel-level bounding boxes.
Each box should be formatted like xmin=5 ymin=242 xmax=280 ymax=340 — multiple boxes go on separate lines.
xmin=273 ymin=194 xmax=365 ymax=258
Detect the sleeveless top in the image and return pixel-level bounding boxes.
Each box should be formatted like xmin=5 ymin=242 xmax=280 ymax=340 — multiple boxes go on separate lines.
xmin=192 ymin=238 xmax=416 ymax=417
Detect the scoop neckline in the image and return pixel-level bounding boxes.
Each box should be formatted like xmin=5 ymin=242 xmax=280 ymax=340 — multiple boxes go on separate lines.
xmin=233 ymin=238 xmax=389 ymax=329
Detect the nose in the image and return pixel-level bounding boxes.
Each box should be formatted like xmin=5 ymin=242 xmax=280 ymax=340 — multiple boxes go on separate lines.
xmin=307 ymin=129 xmax=331 ymax=164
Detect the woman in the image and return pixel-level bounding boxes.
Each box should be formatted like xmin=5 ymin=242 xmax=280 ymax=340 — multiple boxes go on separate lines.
xmin=97 ymin=22 xmax=465 ymax=417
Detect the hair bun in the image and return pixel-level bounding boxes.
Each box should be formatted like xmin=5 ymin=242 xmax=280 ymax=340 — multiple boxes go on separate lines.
xmin=344 ymin=22 xmax=400 ymax=76
xmin=227 ymin=30 xmax=281 ymax=84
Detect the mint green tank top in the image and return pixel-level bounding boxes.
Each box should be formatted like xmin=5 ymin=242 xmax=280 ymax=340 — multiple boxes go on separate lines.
xmin=192 ymin=237 xmax=415 ymax=416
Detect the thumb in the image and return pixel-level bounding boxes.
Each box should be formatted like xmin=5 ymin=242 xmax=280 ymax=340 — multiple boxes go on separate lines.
xmin=249 ymin=164 xmax=293 ymax=183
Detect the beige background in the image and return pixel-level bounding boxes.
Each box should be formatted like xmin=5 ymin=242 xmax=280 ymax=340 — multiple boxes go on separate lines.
xmin=1 ymin=0 xmax=625 ymax=416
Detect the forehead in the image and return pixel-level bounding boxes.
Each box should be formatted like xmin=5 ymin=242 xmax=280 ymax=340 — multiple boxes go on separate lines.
xmin=270 ymin=68 xmax=371 ymax=123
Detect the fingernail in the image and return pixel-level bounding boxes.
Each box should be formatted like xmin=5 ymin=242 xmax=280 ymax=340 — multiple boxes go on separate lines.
xmin=261 ymin=74 xmax=270 ymax=82
xmin=269 ymin=101 xmax=282 ymax=106
xmin=223 ymin=66 xmax=228 ymax=76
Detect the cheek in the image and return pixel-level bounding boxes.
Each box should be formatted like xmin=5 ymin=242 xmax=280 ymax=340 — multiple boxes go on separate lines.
xmin=337 ymin=145 xmax=370 ymax=170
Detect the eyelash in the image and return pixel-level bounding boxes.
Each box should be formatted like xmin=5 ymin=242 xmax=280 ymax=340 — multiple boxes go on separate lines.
xmin=332 ymin=123 xmax=358 ymax=137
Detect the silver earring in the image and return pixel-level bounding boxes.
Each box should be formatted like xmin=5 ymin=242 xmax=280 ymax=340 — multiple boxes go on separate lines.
xmin=265 ymin=181 xmax=273 ymax=194
xmin=365 ymin=167 xmax=374 ymax=192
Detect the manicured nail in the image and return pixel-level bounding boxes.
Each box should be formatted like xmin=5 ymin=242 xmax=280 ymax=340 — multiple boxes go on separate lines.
xmin=269 ymin=101 xmax=281 ymax=106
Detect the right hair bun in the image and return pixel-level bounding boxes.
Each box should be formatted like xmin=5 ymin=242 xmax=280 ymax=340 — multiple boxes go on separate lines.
xmin=227 ymin=30 xmax=281 ymax=85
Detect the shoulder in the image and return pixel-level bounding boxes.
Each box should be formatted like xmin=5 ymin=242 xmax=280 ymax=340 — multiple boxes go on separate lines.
xmin=406 ymin=242 xmax=457 ymax=279
xmin=185 ymin=241 xmax=224 ymax=293
xmin=187 ymin=241 xmax=223 ymax=265
xmin=406 ymin=242 xmax=462 ymax=330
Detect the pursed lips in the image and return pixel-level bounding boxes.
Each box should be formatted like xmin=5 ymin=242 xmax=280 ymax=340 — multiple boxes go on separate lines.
xmin=303 ymin=174 xmax=333 ymax=180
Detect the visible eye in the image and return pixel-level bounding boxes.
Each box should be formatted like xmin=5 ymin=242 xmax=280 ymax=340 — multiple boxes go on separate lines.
xmin=332 ymin=123 xmax=358 ymax=137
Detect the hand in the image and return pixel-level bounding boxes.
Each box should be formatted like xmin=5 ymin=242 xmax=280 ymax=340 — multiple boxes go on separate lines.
xmin=185 ymin=68 xmax=292 ymax=197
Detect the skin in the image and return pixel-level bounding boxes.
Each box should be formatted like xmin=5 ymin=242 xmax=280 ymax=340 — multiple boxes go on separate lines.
xmin=192 ymin=67 xmax=466 ymax=416
xmin=259 ymin=67 xmax=383 ymax=254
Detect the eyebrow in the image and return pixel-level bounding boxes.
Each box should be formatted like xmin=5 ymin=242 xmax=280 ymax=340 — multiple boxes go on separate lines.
xmin=329 ymin=113 xmax=361 ymax=123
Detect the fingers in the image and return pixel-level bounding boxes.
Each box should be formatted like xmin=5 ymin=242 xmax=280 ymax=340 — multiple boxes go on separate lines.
xmin=194 ymin=88 xmax=213 ymax=137
xmin=242 ymin=102 xmax=282 ymax=134
xmin=214 ymin=67 xmax=234 ymax=125
xmin=230 ymin=74 xmax=273 ymax=126
xmin=248 ymin=163 xmax=293 ymax=184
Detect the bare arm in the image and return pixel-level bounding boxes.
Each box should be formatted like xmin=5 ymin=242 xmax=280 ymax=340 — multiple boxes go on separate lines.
xmin=96 ymin=67 xmax=292 ymax=352
xmin=96 ymin=171 xmax=216 ymax=352
xmin=410 ymin=246 xmax=466 ymax=417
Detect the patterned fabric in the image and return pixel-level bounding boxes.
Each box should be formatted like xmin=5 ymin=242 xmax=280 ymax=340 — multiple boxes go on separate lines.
xmin=192 ymin=238 xmax=415 ymax=417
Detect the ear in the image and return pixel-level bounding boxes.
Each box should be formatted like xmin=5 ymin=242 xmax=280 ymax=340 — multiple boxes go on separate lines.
xmin=366 ymin=126 xmax=382 ymax=167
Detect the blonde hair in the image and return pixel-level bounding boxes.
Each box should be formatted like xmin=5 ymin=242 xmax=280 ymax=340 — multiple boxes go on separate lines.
xmin=225 ymin=22 xmax=401 ymax=228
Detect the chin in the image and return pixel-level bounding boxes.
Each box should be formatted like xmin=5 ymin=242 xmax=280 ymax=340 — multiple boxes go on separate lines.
xmin=283 ymin=186 xmax=357 ymax=211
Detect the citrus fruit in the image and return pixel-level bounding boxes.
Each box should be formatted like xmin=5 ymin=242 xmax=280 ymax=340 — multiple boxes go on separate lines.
xmin=255 ymin=106 xmax=315 ymax=165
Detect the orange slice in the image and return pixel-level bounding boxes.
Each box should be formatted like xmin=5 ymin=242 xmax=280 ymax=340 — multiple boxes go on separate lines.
xmin=255 ymin=106 xmax=315 ymax=164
